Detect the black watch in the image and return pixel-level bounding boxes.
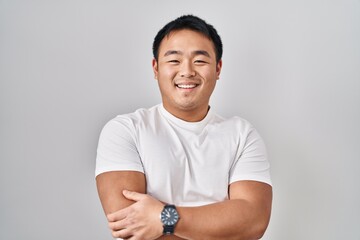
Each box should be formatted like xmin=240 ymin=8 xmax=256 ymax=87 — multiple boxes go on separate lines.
xmin=160 ymin=204 xmax=179 ymax=235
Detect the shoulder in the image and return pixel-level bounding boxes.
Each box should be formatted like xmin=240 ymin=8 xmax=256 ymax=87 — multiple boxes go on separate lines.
xmin=211 ymin=113 xmax=255 ymax=135
xmin=100 ymin=105 xmax=160 ymax=138
xmin=105 ymin=105 xmax=159 ymax=127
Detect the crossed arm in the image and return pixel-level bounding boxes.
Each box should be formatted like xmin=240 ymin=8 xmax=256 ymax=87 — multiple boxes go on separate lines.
xmin=96 ymin=171 xmax=272 ymax=240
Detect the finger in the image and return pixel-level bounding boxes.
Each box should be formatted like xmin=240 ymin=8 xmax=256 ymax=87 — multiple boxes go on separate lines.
xmin=122 ymin=190 xmax=146 ymax=202
xmin=108 ymin=218 xmax=127 ymax=231
xmin=107 ymin=208 xmax=129 ymax=222
xmin=112 ymin=228 xmax=132 ymax=239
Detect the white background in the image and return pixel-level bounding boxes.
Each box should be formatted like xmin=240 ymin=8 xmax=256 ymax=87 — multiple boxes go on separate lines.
xmin=1 ymin=0 xmax=359 ymax=239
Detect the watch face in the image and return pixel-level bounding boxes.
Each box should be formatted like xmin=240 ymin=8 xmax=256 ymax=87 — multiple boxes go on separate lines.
xmin=161 ymin=206 xmax=179 ymax=226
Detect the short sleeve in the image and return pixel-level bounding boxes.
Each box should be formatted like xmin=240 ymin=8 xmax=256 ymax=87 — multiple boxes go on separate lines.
xmin=229 ymin=126 xmax=272 ymax=186
xmin=95 ymin=117 xmax=144 ymax=177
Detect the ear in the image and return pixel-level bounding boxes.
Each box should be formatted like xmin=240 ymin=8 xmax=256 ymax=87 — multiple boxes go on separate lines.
xmin=152 ymin=58 xmax=158 ymax=79
xmin=216 ymin=59 xmax=222 ymax=80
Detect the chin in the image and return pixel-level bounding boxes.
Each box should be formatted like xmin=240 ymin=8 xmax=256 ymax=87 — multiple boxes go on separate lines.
xmin=175 ymin=102 xmax=198 ymax=110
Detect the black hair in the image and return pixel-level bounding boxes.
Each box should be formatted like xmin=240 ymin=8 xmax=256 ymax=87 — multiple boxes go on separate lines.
xmin=152 ymin=15 xmax=223 ymax=63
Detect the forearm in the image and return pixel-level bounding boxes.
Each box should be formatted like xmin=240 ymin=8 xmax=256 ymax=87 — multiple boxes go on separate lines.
xmin=175 ymin=199 xmax=269 ymax=240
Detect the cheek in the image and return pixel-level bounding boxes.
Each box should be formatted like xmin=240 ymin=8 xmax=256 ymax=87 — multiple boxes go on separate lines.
xmin=200 ymin=69 xmax=218 ymax=83
xmin=159 ymin=65 xmax=177 ymax=79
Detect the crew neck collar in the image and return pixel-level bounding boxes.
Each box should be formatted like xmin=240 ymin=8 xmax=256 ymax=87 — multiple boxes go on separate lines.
xmin=159 ymin=104 xmax=214 ymax=132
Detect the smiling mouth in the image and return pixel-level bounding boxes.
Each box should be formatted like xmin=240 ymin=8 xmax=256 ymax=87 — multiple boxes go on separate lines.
xmin=175 ymin=84 xmax=199 ymax=89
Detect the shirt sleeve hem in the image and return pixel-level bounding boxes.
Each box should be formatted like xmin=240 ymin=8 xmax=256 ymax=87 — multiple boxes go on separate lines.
xmin=229 ymin=175 xmax=272 ymax=186
xmin=95 ymin=167 xmax=144 ymax=178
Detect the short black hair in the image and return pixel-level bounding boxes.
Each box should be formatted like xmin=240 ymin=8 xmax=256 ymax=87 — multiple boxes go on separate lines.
xmin=152 ymin=15 xmax=223 ymax=63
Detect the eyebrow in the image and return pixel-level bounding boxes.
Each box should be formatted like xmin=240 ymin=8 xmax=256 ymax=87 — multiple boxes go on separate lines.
xmin=163 ymin=50 xmax=211 ymax=58
xmin=164 ymin=50 xmax=182 ymax=57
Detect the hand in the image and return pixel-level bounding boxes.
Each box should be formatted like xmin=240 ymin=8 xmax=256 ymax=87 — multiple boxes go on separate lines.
xmin=107 ymin=190 xmax=165 ymax=240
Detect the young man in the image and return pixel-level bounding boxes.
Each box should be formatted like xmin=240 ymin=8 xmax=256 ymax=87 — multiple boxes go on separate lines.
xmin=96 ymin=15 xmax=272 ymax=240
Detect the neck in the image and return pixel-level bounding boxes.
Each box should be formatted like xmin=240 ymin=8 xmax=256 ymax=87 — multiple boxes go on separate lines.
xmin=162 ymin=104 xmax=210 ymax=122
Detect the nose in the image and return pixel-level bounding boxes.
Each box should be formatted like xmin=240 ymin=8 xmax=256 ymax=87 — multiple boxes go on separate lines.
xmin=179 ymin=61 xmax=196 ymax=78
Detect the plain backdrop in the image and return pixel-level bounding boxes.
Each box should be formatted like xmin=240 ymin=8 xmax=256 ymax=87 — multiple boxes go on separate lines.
xmin=1 ymin=0 xmax=359 ymax=239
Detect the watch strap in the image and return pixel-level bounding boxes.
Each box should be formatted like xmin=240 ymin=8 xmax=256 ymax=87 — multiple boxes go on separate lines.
xmin=166 ymin=204 xmax=176 ymax=209
xmin=163 ymin=225 xmax=175 ymax=235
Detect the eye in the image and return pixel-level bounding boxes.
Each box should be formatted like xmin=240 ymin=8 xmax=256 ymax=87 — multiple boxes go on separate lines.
xmin=194 ymin=60 xmax=207 ymax=64
xmin=168 ymin=60 xmax=180 ymax=64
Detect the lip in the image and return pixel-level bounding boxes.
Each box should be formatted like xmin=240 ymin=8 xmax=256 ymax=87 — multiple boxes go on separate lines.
xmin=175 ymin=83 xmax=199 ymax=90
xmin=175 ymin=80 xmax=200 ymax=86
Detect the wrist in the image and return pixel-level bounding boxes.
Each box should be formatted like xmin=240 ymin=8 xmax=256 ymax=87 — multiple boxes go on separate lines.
xmin=160 ymin=204 xmax=180 ymax=235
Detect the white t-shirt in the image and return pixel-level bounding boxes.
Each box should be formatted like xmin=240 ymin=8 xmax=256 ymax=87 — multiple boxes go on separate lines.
xmin=96 ymin=104 xmax=271 ymax=207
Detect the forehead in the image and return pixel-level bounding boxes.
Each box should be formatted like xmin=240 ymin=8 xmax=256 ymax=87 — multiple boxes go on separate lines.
xmin=158 ymin=29 xmax=216 ymax=57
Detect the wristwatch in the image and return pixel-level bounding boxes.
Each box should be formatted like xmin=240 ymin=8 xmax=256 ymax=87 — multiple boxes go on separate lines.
xmin=160 ymin=204 xmax=179 ymax=235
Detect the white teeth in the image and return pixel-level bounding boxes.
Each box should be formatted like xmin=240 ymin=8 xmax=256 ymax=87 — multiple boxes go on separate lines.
xmin=177 ymin=84 xmax=197 ymax=89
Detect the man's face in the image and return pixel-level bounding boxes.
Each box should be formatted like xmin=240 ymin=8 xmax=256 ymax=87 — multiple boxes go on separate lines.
xmin=153 ymin=29 xmax=222 ymax=121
